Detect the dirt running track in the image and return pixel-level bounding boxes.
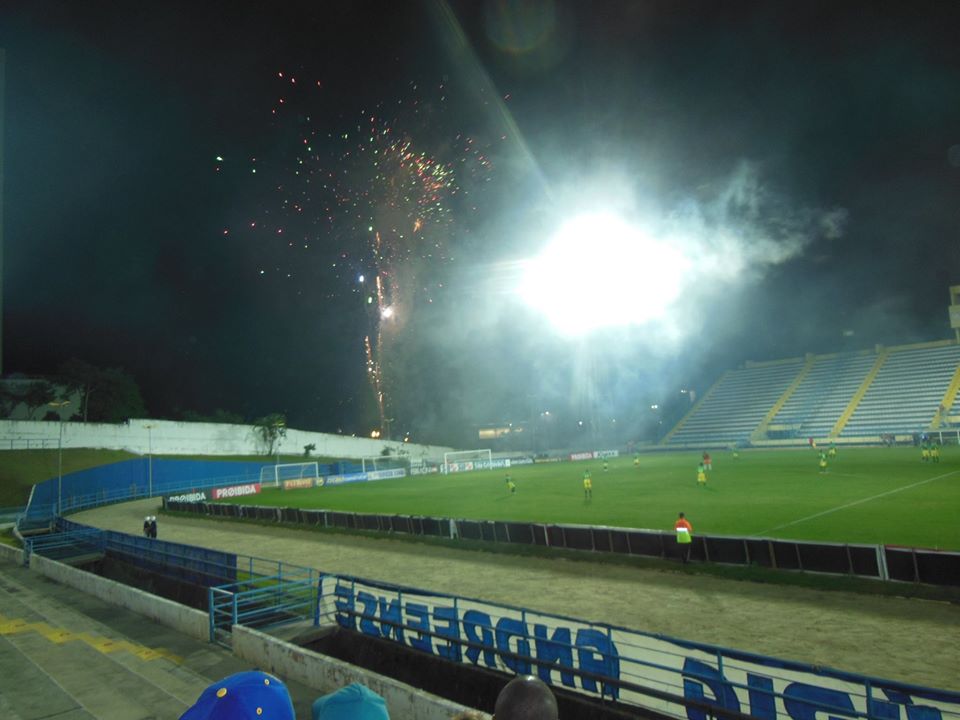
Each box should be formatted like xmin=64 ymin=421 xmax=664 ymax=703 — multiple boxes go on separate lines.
xmin=72 ymin=499 xmax=959 ymax=691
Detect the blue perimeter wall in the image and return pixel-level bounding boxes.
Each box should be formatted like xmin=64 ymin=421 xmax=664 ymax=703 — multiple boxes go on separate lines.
xmin=30 ymin=458 xmax=366 ymax=510
xmin=31 ymin=459 xmax=268 ymax=507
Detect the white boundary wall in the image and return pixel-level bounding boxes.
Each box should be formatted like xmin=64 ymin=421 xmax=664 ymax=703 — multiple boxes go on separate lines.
xmin=0 ymin=418 xmax=455 ymax=462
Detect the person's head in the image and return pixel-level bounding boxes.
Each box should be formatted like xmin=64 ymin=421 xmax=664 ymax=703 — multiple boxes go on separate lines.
xmin=179 ymin=670 xmax=295 ymax=720
xmin=493 ymin=676 xmax=558 ymax=720
xmin=312 ymin=682 xmax=389 ymax=720
xmin=678 ymin=512 xmax=685 ymax=519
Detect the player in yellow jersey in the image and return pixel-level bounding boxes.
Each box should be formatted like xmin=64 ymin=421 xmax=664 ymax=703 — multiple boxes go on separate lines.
xmin=583 ymin=471 xmax=593 ymax=500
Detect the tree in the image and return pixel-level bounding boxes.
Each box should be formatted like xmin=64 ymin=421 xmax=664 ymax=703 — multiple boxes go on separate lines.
xmin=23 ymin=381 xmax=56 ymax=419
xmin=58 ymin=359 xmax=101 ymax=422
xmin=0 ymin=386 xmax=18 ymax=418
xmin=88 ymin=368 xmax=147 ymax=422
xmin=253 ymin=414 xmax=287 ymax=457
xmin=57 ymin=359 xmax=147 ymax=423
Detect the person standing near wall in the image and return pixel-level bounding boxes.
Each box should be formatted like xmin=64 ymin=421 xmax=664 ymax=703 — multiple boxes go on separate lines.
xmin=674 ymin=512 xmax=692 ymax=563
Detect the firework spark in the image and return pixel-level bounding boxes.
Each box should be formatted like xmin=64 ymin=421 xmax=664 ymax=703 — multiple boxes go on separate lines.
xmin=229 ymin=75 xmax=492 ymax=433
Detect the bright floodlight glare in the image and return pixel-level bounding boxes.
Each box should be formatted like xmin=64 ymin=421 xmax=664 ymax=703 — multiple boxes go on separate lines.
xmin=520 ymin=213 xmax=690 ymax=336
xmin=381 ymin=306 xmax=395 ymax=319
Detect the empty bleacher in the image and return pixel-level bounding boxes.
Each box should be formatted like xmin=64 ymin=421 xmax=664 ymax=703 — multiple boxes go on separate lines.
xmin=666 ymin=358 xmax=805 ymax=446
xmin=840 ymin=342 xmax=960 ymax=438
xmin=769 ymin=351 xmax=877 ymax=439
xmin=664 ymin=340 xmax=960 ymax=447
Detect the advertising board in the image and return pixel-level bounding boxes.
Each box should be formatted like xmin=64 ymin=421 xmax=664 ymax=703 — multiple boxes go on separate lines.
xmin=212 ymin=483 xmax=262 ymax=499
xmin=321 ymin=575 xmax=960 ymax=720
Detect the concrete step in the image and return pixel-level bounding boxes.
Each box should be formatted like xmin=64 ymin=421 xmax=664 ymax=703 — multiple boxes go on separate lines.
xmin=0 ymin=633 xmax=95 ymax=720
xmin=0 ymin=557 xmax=320 ymax=719
xmin=3 ymin=628 xmax=187 ymax=719
xmin=0 ymin=565 xmax=206 ymax=717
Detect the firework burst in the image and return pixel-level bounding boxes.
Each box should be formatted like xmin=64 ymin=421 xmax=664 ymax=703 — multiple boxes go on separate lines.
xmin=232 ymin=75 xmax=492 ymax=434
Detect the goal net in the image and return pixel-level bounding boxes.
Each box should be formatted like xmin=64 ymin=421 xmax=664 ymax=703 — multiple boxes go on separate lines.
xmin=258 ymin=462 xmax=320 ymax=488
xmin=360 ymin=456 xmax=407 ymax=473
xmin=442 ymin=449 xmax=493 ymax=474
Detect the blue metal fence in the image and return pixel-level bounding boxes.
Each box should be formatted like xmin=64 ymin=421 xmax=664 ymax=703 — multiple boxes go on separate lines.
xmin=23 ymin=527 xmax=106 ymax=566
xmin=209 ymin=567 xmax=318 ymax=645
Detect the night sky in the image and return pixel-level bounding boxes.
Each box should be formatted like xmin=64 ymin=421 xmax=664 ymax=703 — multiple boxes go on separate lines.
xmin=2 ymin=1 xmax=959 ymax=446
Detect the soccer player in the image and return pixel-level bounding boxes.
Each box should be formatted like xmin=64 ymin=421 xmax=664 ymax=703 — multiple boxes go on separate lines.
xmin=921 ymin=442 xmax=930 ymax=463
xmin=931 ymin=443 xmax=941 ymax=463
xmin=697 ymin=467 xmax=707 ymax=486
xmin=602 ymin=458 xmax=609 ymax=473
xmin=633 ymin=453 xmax=640 ymax=468
xmin=828 ymin=442 xmax=837 ymax=459
xmin=702 ymin=451 xmax=712 ymax=471
xmin=583 ymin=471 xmax=592 ymax=500
xmin=674 ymin=512 xmax=693 ymax=563
xmin=506 ymin=476 xmax=516 ymax=494
xmin=819 ymin=450 xmax=828 ymax=474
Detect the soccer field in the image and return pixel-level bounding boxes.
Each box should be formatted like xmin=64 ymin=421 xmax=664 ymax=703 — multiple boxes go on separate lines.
xmin=218 ymin=447 xmax=960 ymax=551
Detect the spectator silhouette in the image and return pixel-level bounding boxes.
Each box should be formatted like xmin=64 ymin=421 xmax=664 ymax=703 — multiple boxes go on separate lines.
xmin=494 ymin=676 xmax=558 ymax=720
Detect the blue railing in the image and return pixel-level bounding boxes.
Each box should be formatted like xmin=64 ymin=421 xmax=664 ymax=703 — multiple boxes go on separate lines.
xmin=209 ymin=569 xmax=318 ymax=645
xmin=48 ymin=518 xmax=318 ymax=646
xmin=23 ymin=527 xmax=106 ymax=566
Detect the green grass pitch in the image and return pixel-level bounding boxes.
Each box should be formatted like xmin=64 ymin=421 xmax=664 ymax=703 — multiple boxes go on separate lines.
xmin=218 ymin=447 xmax=960 ymax=551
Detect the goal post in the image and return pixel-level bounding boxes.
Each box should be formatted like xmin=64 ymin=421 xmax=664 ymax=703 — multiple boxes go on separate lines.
xmin=258 ymin=461 xmax=320 ymax=487
xmin=360 ymin=455 xmax=407 ymax=473
xmin=442 ymin=449 xmax=493 ymax=474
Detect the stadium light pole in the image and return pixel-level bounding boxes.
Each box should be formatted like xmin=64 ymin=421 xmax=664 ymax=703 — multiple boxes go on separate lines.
xmin=273 ymin=418 xmax=285 ymax=468
xmin=49 ymin=400 xmax=70 ymax=514
xmin=144 ymin=423 xmax=154 ymax=498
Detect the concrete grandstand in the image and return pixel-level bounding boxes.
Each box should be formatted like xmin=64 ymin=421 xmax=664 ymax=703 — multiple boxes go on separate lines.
xmin=663 ymin=340 xmax=960 ymax=448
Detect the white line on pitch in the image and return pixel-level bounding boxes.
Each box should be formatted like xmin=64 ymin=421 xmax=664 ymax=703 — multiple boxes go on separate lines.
xmin=756 ymin=469 xmax=960 ymax=536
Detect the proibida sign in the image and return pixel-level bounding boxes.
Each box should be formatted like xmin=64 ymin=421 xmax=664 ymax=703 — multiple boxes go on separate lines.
xmin=212 ymin=483 xmax=262 ymax=499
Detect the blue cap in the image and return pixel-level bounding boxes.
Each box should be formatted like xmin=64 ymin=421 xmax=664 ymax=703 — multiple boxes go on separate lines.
xmin=180 ymin=670 xmax=295 ymax=720
xmin=312 ymin=683 xmax=389 ymax=720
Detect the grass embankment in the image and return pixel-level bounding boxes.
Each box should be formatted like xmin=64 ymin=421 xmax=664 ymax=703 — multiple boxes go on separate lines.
xmin=0 ymin=449 xmax=136 ymax=507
